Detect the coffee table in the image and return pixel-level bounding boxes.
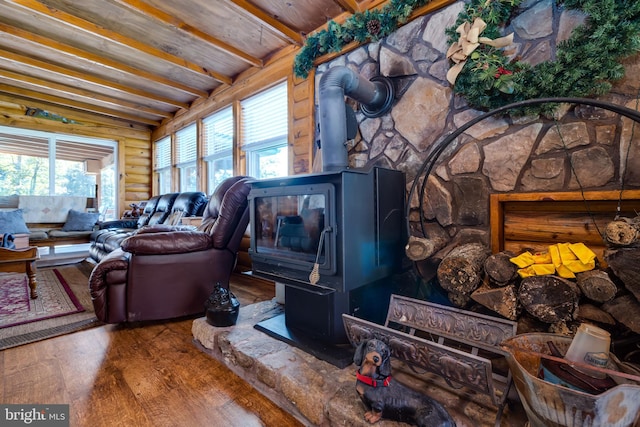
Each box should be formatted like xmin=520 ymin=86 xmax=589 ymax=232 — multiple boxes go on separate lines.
xmin=0 ymin=246 xmax=39 ymax=298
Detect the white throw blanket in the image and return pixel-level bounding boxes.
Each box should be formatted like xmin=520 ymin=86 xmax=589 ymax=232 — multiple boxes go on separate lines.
xmin=18 ymin=196 xmax=87 ymax=223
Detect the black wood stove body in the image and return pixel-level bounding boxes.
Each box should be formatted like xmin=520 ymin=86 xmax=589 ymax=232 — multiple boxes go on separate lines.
xmin=248 ymin=166 xmax=405 ymax=363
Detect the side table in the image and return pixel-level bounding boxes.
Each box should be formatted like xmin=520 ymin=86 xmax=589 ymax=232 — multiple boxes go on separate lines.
xmin=0 ymin=246 xmax=39 ymax=298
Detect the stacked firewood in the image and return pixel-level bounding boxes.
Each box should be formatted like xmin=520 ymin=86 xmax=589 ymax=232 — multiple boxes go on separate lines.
xmin=406 ymin=217 xmax=640 ymax=341
xmin=602 ymin=216 xmax=640 ymax=336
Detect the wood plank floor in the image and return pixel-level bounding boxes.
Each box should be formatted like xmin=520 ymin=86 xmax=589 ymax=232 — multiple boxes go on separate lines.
xmin=0 ymin=272 xmax=303 ymax=427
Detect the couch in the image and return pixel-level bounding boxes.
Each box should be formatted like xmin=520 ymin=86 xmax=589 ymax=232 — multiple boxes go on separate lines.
xmin=88 ymin=176 xmax=251 ymax=323
xmin=89 ymin=191 xmax=208 ymax=262
xmin=0 ymin=195 xmax=99 ymax=252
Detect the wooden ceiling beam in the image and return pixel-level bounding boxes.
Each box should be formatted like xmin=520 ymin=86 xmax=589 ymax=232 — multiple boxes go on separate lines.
xmin=0 ymin=22 xmax=207 ymax=99
xmin=227 ymin=0 xmax=303 ymax=45
xmin=0 ymin=68 xmax=171 ymax=118
xmin=112 ymin=0 xmax=263 ymax=68
xmin=0 ymin=82 xmax=162 ymax=126
xmin=7 ymin=0 xmax=233 ymax=85
xmin=0 ymin=92 xmax=154 ymax=135
xmin=412 ymin=0 xmax=458 ymax=19
xmin=0 ymin=48 xmax=189 ymax=110
xmin=333 ymin=0 xmax=361 ymax=13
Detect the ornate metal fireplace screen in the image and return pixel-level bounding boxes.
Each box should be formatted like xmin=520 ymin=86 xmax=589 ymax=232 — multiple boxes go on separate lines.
xmin=343 ymin=294 xmax=517 ymax=427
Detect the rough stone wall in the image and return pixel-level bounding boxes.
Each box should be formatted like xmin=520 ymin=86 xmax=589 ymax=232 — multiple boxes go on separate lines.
xmin=315 ymin=0 xmax=640 ymax=245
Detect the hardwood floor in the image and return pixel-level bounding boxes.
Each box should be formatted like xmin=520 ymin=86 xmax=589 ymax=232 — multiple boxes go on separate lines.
xmin=0 ymin=272 xmax=303 ymax=427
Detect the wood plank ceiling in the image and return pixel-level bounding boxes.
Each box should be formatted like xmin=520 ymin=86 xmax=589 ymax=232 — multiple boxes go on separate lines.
xmin=0 ymin=0 xmax=370 ymax=129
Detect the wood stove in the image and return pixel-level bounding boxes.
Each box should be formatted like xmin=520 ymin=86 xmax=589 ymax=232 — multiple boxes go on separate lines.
xmin=248 ymin=166 xmax=405 ymax=360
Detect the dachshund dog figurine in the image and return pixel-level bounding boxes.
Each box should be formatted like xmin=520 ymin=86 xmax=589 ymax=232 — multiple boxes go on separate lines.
xmin=353 ymin=338 xmax=456 ymax=427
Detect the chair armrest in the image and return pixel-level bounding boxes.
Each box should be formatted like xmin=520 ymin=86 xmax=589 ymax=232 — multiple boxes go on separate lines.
xmin=121 ymin=231 xmax=212 ymax=255
xmin=89 ymin=248 xmax=129 ymax=293
xmin=89 ymin=248 xmax=130 ymax=323
xmin=99 ymin=219 xmax=138 ymax=229
xmin=134 ymin=224 xmax=196 ymax=234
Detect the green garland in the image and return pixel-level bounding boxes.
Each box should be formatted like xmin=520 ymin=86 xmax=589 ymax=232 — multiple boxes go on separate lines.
xmin=293 ymin=0 xmax=432 ymax=79
xmin=294 ymin=0 xmax=640 ymax=116
xmin=448 ymin=0 xmax=640 ymax=114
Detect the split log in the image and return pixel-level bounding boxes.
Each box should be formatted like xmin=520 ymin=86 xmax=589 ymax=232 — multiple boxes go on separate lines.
xmin=518 ymin=275 xmax=580 ymax=323
xmin=575 ymin=270 xmax=617 ymax=303
xmin=437 ymin=243 xmax=490 ymax=295
xmin=405 ymin=223 xmax=450 ymax=262
xmin=602 ymin=295 xmax=640 ymax=334
xmin=447 ymin=291 xmax=470 ymax=308
xmin=405 ymin=234 xmax=449 ymax=261
xmin=604 ymin=217 xmax=640 ymax=246
xmin=548 ymin=321 xmax=572 ymax=336
xmin=413 ymin=257 xmax=440 ymax=282
xmin=483 ymin=251 xmax=518 ymax=286
xmin=471 ymin=283 xmax=519 ymax=320
xmin=605 ymin=247 xmax=640 ymax=301
xmin=516 ymin=313 xmax=549 ymax=334
xmin=575 ymin=303 xmax=616 ymax=326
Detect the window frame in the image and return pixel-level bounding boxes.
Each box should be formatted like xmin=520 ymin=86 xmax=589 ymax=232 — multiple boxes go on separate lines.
xmin=153 ymin=136 xmax=172 ymax=195
xmin=175 ymin=123 xmax=198 ymax=192
xmin=240 ymin=81 xmax=289 ymax=180
xmin=151 ymin=79 xmax=291 ymax=196
xmin=202 ymin=106 xmax=234 ymax=191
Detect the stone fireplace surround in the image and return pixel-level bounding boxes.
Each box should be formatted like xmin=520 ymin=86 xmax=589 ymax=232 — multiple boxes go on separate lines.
xmin=311 ymin=0 xmax=640 ymax=250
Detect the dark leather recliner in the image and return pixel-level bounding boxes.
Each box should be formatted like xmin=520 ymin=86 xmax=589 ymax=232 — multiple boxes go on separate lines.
xmin=88 ymin=176 xmax=251 ymax=323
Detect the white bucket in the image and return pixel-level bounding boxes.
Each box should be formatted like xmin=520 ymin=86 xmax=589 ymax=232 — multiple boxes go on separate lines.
xmin=565 ymin=323 xmax=611 ymax=378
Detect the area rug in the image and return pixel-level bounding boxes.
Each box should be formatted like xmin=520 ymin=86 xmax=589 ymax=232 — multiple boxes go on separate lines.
xmin=0 ymin=270 xmax=84 ymax=327
xmin=0 ymin=261 xmax=99 ymax=350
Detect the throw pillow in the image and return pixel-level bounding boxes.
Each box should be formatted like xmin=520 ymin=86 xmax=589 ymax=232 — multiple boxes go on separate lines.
xmin=62 ymin=209 xmax=100 ymax=231
xmin=0 ymin=209 xmax=30 ymax=234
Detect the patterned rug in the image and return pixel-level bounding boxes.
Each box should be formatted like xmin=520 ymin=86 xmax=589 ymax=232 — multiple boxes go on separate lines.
xmin=0 ymin=261 xmax=99 ymax=350
xmin=0 ymin=270 xmax=84 ymax=328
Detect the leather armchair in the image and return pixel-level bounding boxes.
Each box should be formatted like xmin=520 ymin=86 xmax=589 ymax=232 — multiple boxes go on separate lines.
xmin=89 ymin=176 xmax=251 ymax=323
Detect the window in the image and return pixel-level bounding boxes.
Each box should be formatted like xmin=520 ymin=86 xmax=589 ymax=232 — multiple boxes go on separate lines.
xmin=0 ymin=126 xmax=117 ymax=217
xmin=55 ymin=140 xmax=97 ymax=197
xmin=203 ymin=106 xmax=233 ymax=191
xmin=241 ymin=82 xmax=288 ymax=179
xmin=154 ymin=136 xmax=172 ymax=194
xmin=175 ymin=124 xmax=197 ymax=192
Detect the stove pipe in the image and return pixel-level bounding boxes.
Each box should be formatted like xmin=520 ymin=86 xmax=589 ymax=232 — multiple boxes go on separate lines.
xmin=318 ymin=66 xmax=394 ymax=171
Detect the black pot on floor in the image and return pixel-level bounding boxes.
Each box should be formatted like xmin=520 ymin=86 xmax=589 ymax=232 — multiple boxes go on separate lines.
xmin=204 ymin=283 xmax=240 ymax=327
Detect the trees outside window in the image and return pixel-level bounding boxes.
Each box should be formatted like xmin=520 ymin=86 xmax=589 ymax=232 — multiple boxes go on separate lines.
xmin=203 ymin=106 xmax=233 ymax=191
xmin=0 ymin=128 xmax=116 ymax=215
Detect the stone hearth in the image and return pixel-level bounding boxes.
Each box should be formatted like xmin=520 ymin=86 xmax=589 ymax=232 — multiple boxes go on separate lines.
xmin=192 ymin=300 xmax=528 ymax=426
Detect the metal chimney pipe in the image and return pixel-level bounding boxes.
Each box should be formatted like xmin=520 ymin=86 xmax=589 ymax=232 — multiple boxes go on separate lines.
xmin=318 ymin=66 xmax=394 ymax=171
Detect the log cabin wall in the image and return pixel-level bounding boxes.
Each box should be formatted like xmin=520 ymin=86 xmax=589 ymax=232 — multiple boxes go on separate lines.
xmin=0 ymin=94 xmax=151 ymax=218
xmin=314 ymin=1 xmax=640 ymax=255
xmin=151 ymin=50 xmax=316 ymax=180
